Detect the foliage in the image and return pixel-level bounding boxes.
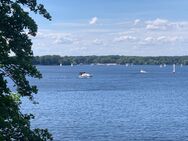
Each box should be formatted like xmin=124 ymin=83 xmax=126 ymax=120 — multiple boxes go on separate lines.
xmin=0 ymin=93 xmax=52 ymax=140
xmin=0 ymin=0 xmax=52 ymax=140
xmin=33 ymin=55 xmax=188 ymax=65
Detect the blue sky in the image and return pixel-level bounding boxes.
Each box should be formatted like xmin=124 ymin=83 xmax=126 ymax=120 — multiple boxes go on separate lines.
xmin=32 ymin=0 xmax=188 ymax=56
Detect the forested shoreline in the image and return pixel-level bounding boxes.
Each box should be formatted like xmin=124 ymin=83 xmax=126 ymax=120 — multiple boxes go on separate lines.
xmin=33 ymin=55 xmax=188 ymax=65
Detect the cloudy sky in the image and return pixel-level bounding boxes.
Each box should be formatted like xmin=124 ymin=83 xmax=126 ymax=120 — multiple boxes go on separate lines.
xmin=31 ymin=0 xmax=188 ymax=56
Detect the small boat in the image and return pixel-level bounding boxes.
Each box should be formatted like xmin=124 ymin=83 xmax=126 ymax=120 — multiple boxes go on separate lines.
xmin=59 ymin=63 xmax=62 ymax=66
xmin=79 ymin=72 xmax=92 ymax=78
xmin=140 ymin=69 xmax=147 ymax=73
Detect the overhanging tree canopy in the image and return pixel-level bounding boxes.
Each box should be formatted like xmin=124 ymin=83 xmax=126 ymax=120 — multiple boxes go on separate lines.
xmin=0 ymin=0 xmax=52 ymax=140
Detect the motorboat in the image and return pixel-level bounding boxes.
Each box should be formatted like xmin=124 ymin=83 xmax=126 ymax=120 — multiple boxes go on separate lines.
xmin=140 ymin=69 xmax=147 ymax=73
xmin=79 ymin=72 xmax=92 ymax=78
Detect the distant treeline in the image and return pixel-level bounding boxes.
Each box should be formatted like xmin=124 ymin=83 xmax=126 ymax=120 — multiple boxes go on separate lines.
xmin=32 ymin=55 xmax=188 ymax=65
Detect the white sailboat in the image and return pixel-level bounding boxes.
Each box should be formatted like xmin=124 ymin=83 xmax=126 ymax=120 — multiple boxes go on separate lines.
xmin=59 ymin=63 xmax=62 ymax=66
xmin=173 ymin=64 xmax=176 ymax=73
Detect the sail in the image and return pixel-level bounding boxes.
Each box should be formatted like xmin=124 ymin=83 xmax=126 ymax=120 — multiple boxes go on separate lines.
xmin=173 ymin=64 xmax=176 ymax=73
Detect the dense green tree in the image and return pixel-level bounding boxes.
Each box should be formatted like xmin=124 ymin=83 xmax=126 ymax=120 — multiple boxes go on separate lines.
xmin=0 ymin=0 xmax=52 ymax=140
xmin=32 ymin=55 xmax=188 ymax=66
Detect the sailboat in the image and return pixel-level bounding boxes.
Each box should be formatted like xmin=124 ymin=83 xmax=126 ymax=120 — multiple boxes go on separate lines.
xmin=59 ymin=63 xmax=62 ymax=66
xmin=173 ymin=64 xmax=176 ymax=73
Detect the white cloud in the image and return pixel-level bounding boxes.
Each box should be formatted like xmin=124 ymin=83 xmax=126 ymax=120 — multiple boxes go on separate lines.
xmin=34 ymin=30 xmax=79 ymax=45
xmin=134 ymin=19 xmax=141 ymax=25
xmin=144 ymin=37 xmax=155 ymax=42
xmin=89 ymin=17 xmax=98 ymax=25
xmin=54 ymin=37 xmax=75 ymax=44
xmin=146 ymin=18 xmax=169 ymax=30
xmin=114 ymin=35 xmax=137 ymax=42
xmin=92 ymin=39 xmax=103 ymax=45
xmin=156 ymin=36 xmax=167 ymax=42
xmin=36 ymin=31 xmax=71 ymax=40
xmin=142 ymin=36 xmax=181 ymax=45
xmin=156 ymin=36 xmax=179 ymax=43
xmin=32 ymin=18 xmax=188 ymax=56
xmin=145 ymin=18 xmax=188 ymax=31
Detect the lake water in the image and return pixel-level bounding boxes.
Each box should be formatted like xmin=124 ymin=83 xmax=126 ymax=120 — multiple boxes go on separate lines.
xmin=21 ymin=65 xmax=188 ymax=141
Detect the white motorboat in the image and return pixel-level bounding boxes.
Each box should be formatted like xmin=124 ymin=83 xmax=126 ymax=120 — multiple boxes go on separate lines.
xmin=140 ymin=69 xmax=147 ymax=73
xmin=79 ymin=72 xmax=92 ymax=78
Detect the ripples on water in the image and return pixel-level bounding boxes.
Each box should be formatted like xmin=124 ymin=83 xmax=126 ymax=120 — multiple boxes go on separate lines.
xmin=21 ymin=65 xmax=188 ymax=141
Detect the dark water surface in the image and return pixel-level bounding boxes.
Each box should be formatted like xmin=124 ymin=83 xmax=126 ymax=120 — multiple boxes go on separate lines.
xmin=21 ymin=65 xmax=188 ymax=141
